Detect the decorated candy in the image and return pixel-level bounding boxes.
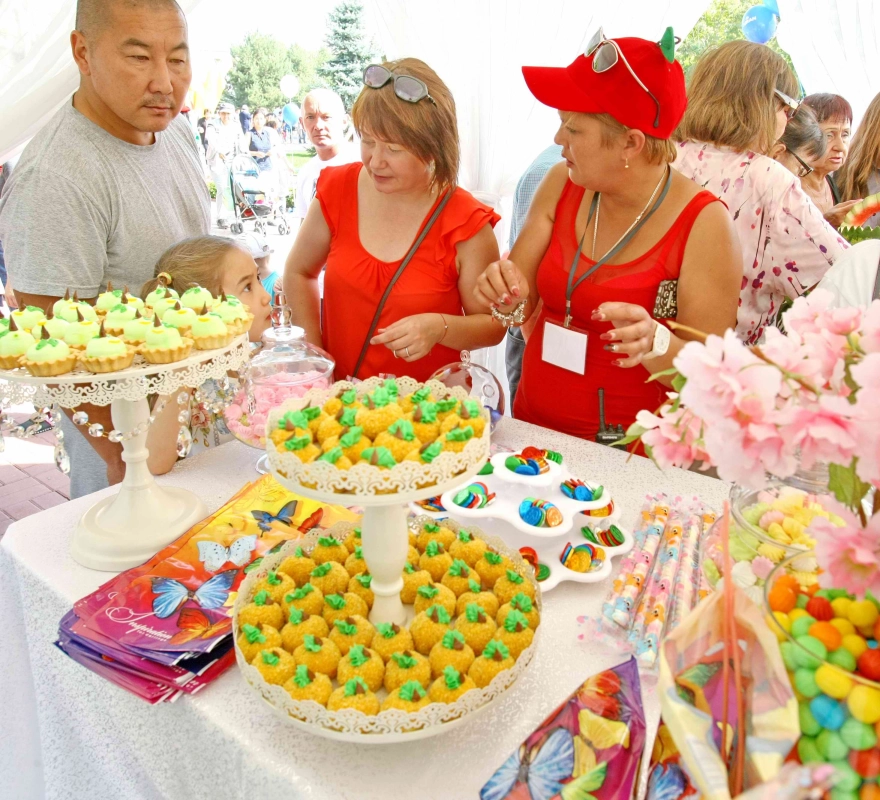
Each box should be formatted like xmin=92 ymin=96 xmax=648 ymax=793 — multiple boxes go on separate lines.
xmin=811 ymin=694 xmax=846 ymax=731
xmin=807 ymin=596 xmax=835 ymax=622
xmin=815 ymin=664 xmax=853 ymax=699
xmin=518 ymin=498 xmax=563 ymax=528
xmin=535 ymin=564 xmax=550 ymax=582
xmin=848 ymin=686 xmax=880 ymax=725
xmin=452 ymin=482 xmax=495 ymax=510
xmin=518 ymin=547 xmax=538 ymax=569
xmin=811 ymin=621 xmax=843 ymax=652
xmin=521 ymin=446 xmax=562 ymax=464
xmin=504 ymin=454 xmax=549 ymax=476
xmin=560 ymin=542 xmax=604 ymax=573
xmin=416 ymin=496 xmax=445 ymax=513
xmin=582 ymin=524 xmax=624 ymax=547
xmin=560 ymin=479 xmax=603 ymax=502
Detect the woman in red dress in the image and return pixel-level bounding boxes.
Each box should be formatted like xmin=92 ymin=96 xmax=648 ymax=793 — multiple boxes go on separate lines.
xmin=283 ymin=58 xmax=502 ymax=382
xmin=475 ymin=31 xmax=742 ymax=440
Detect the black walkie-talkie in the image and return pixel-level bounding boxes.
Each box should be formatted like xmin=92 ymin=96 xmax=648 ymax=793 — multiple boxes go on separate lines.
xmin=595 ymin=387 xmax=625 ymax=445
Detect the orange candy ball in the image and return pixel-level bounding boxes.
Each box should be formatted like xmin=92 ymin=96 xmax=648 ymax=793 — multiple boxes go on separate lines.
xmin=806 ymin=596 xmax=834 ymax=621
xmin=809 ymin=621 xmax=843 ymax=651
xmin=769 ymin=584 xmax=798 ymax=614
xmin=776 ymin=574 xmax=801 ymax=592
xmin=860 ymin=783 xmax=880 ymax=800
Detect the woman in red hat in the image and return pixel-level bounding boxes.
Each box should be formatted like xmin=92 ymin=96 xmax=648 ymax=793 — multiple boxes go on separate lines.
xmin=475 ymin=31 xmax=741 ymax=442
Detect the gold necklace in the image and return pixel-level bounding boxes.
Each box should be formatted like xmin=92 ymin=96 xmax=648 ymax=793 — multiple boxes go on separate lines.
xmin=591 ymin=165 xmax=670 ymax=260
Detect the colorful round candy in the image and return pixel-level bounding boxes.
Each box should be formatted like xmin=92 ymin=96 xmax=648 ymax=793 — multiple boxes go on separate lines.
xmin=841 ymin=717 xmax=878 ymax=751
xmin=859 ymin=650 xmax=880 ymax=682
xmin=817 ymin=729 xmax=851 ymax=761
xmin=416 ymin=496 xmax=445 ymax=513
xmin=581 ymin=524 xmax=624 ymax=547
xmin=519 ymin=498 xmax=563 ymax=528
xmin=811 ymin=621 xmax=843 ymax=652
xmin=560 ymin=479 xmax=602 ymax=502
xmin=791 ymin=615 xmax=817 ymax=638
xmin=807 ymin=596 xmax=834 ymax=621
xmin=793 ymin=635 xmax=828 ymax=669
xmin=849 ymin=685 xmax=880 ymax=724
xmin=849 ymin=601 xmax=879 ymax=630
xmin=560 ymin=542 xmax=605 ymax=573
xmin=521 ymin=446 xmax=562 ymax=464
xmin=815 ymin=664 xmax=853 ymax=699
xmin=844 ymin=635 xmax=870 ymax=660
xmin=810 ymin=694 xmax=846 ymax=730
xmin=505 ymin=454 xmax=549 ymax=476
xmin=518 ymin=547 xmax=538 ymax=569
xmin=452 ymin=482 xmax=495 ymax=510
xmin=769 ymin=584 xmax=798 ymax=613
xmin=535 ymin=563 xmax=550 ymax=582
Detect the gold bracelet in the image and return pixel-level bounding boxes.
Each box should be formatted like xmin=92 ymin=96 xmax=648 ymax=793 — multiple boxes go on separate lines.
xmin=438 ymin=313 xmax=449 ymax=342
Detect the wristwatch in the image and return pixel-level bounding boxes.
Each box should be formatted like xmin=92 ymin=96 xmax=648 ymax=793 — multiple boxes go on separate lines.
xmin=645 ymin=321 xmax=671 ymax=360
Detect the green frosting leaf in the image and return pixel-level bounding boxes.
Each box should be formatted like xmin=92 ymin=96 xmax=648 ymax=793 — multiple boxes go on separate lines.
xmin=465 ymin=603 xmax=486 ymax=623
xmin=339 ymin=407 xmax=357 ymax=427
xmin=347 ymin=643 xmax=370 ymax=666
xmin=443 ymin=664 xmax=462 ymax=690
xmin=413 ymin=401 xmax=438 ymax=423
xmin=261 ymin=650 xmax=280 ymax=666
xmin=341 ymin=389 xmax=358 ymax=404
xmin=279 ymin=410 xmax=308 ymax=430
xmin=284 ymin=435 xmax=312 ymax=452
xmin=339 ymin=426 xmax=364 ymax=448
xmin=293 ymin=664 xmax=313 ymax=687
xmin=253 ymin=590 xmax=270 ymax=606
xmin=449 ymin=559 xmax=470 ymax=578
xmin=504 ymin=610 xmax=529 ymax=633
xmin=484 ymin=551 xmax=502 ymax=566
xmin=292 ymin=583 xmax=316 ymax=599
xmin=418 ymin=441 xmax=443 ymax=463
xmin=376 ymin=622 xmax=399 ymax=639
xmin=460 ymin=399 xmax=481 ymax=419
xmin=417 ymin=584 xmax=439 ymax=599
xmin=442 ymin=629 xmax=466 ymax=649
xmin=404 ymin=563 xmax=415 ymax=574
xmin=242 ymin=624 xmax=266 ymax=644
xmin=468 ymin=579 xmax=482 ymax=594
xmin=334 ymin=618 xmax=358 ymax=636
xmin=387 ymin=418 xmax=415 ymax=441
xmin=424 ymin=522 xmax=440 ymax=533
xmin=382 ymin=378 xmax=399 ymax=399
xmin=446 ymin=426 xmax=474 ymax=442
xmin=294 ymin=546 xmax=305 ymax=557
xmin=267 ymin=571 xmax=282 ymax=586
xmin=361 ymin=446 xmax=397 ymax=468
xmin=457 ymin=530 xmax=474 ymax=543
xmin=356 ymin=573 xmax=372 ymax=588
xmin=391 ymin=652 xmax=417 ymax=669
xmin=318 ymin=447 xmax=344 ymax=464
xmin=318 ymin=536 xmax=339 ymax=548
xmin=325 ymin=593 xmax=346 ymax=610
xmin=505 ymin=569 xmax=524 ymax=585
xmin=288 ymin=609 xmax=305 ymax=625
xmin=366 ymin=387 xmax=391 ymax=408
xmin=510 ymin=593 xmax=533 ymax=612
xmin=411 ymin=388 xmax=431 ymax=404
xmin=436 ymin=398 xmax=457 ymax=412
xmin=478 ymin=461 xmax=494 ymax=476
xmin=343 ymin=676 xmax=369 ymax=697
xmin=303 ymin=634 xmax=322 ymax=653
xmin=483 ymin=640 xmax=510 ymax=661
xmin=426 ymin=604 xmax=451 ymax=625
xmin=311 ymin=563 xmax=332 ymax=577
xmin=425 ymin=540 xmax=444 ymax=557
xmin=353 ymin=546 xmax=363 ymax=560
xmin=399 ymin=680 xmax=425 ymax=703
xmin=301 ymin=405 xmax=321 ymax=421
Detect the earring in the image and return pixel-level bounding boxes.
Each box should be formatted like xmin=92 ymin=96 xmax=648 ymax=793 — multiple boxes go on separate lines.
xmin=624 ymin=158 xmax=629 ymax=169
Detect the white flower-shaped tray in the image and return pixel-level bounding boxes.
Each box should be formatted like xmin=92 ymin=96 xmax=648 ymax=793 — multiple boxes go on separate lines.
xmin=233 ymin=520 xmax=541 ymax=744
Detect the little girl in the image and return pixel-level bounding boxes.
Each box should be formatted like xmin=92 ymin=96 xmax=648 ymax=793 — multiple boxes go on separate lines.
xmin=141 ymin=235 xmax=272 ymax=474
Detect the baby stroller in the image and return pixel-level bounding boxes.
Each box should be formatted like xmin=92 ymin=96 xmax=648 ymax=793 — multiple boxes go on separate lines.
xmin=228 ymin=155 xmax=289 ymax=235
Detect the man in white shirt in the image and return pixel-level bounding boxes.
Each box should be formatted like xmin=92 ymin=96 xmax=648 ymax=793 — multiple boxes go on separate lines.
xmin=291 ymin=88 xmax=360 ymax=234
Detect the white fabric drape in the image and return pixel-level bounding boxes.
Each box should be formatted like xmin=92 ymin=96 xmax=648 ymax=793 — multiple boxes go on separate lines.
xmin=366 ymin=0 xmax=710 ymax=406
xmin=0 ymin=0 xmax=206 ymax=164
xmin=777 ymin=0 xmax=880 ymax=126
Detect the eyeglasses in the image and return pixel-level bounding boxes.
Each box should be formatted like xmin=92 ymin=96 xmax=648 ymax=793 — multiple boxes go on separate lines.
xmin=363 ymin=65 xmax=436 ymax=105
xmin=789 ymin=149 xmax=814 ymax=178
xmin=585 ymin=28 xmax=661 ymax=129
xmin=775 ymin=88 xmax=801 ymax=121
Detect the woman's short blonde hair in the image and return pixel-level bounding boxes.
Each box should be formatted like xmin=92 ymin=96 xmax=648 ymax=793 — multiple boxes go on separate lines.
xmin=351 ymin=57 xmax=459 ymax=191
xmin=140 ymin=236 xmax=250 ymax=300
xmin=675 ymin=40 xmax=798 ymax=155
xmin=837 ymin=91 xmax=880 ymax=201
xmin=589 ymin=113 xmax=677 ymax=164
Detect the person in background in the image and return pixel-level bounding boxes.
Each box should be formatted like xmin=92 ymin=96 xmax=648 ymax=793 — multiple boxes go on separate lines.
xmin=206 ymin=102 xmax=241 ymax=228
xmin=196 ymin=107 xmax=210 ymax=154
xmin=475 ymin=32 xmax=740 ymax=441
xmin=771 ymin=104 xmax=826 ymax=184
xmin=0 ymin=0 xmax=209 ymax=498
xmin=239 ymin=103 xmax=251 ymax=135
xmin=800 ymin=93 xmax=861 ymax=226
xmin=505 ymin=144 xmax=563 ymax=405
xmin=284 ymin=58 xmax=504 ymax=382
xmin=290 ymin=89 xmax=360 ymax=238
xmin=837 ymin=91 xmax=880 ymax=227
xmin=674 ymin=40 xmax=847 ymax=343
xmin=247 ymin=107 xmax=279 ymax=199
xmin=238 ymin=231 xmax=279 ymax=300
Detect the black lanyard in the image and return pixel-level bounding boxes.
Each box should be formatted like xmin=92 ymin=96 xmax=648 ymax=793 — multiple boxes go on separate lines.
xmin=564 ymin=168 xmax=672 ymax=327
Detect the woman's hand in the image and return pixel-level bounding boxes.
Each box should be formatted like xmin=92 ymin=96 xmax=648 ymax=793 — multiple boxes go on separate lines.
xmin=593 ymin=302 xmax=658 ymax=367
xmin=473 ymin=259 xmax=529 ymax=310
xmin=824 ymin=199 xmax=862 ymax=229
xmin=370 ymin=314 xmax=447 ymax=362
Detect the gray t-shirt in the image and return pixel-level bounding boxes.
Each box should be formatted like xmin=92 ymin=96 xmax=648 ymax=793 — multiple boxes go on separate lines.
xmin=0 ymin=101 xmax=210 ymax=499
xmin=0 ymin=100 xmax=210 ymax=297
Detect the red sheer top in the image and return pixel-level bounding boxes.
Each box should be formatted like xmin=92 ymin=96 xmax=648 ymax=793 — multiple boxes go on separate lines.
xmin=514 ymin=178 xmax=719 ymax=439
xmin=317 ymin=162 xmax=500 ymax=381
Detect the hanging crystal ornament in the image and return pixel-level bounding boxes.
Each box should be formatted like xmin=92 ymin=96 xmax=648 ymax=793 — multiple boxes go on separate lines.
xmin=72 ymin=411 xmax=89 ymax=426
xmin=176 ymin=426 xmax=193 ymax=458
xmin=54 ymin=443 xmax=70 ymax=474
xmin=88 ymin=423 xmax=105 ymax=438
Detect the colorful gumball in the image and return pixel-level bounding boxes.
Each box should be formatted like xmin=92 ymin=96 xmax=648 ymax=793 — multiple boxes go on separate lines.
xmin=810 ymin=621 xmax=843 ymax=652
xmin=769 ymin=584 xmax=798 ymax=614
xmin=845 ymin=635 xmax=870 ymax=660
xmin=859 ymin=650 xmax=880 ymax=683
xmin=849 ymin=601 xmax=879 ymax=630
xmin=807 ymin=596 xmax=834 ymax=621
xmin=849 ymin=685 xmax=880 ymax=724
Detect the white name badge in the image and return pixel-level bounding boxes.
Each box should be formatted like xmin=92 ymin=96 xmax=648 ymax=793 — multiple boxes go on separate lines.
xmin=542 ymin=318 xmax=587 ymax=375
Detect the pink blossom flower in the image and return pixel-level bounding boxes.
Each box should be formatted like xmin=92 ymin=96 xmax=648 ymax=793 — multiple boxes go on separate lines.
xmin=850 ymin=354 xmax=880 ymax=486
xmin=858 ymin=301 xmax=880 ymax=354
xmin=809 ymin=497 xmax=880 ymax=597
xmin=782 ymin=289 xmax=835 ymax=337
xmin=783 ymin=394 xmax=859 ymax=470
xmin=702 ymin=417 xmax=797 ymax=488
xmin=635 ymin=403 xmax=710 ymax=471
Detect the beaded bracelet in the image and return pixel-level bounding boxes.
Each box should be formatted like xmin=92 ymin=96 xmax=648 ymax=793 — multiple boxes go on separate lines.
xmin=490 ymin=300 xmax=527 ymax=328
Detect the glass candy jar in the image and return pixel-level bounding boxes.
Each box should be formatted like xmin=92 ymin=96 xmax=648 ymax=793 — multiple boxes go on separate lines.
xmin=430 ymin=350 xmax=505 ymax=431
xmin=224 ymin=293 xmax=334 ymax=470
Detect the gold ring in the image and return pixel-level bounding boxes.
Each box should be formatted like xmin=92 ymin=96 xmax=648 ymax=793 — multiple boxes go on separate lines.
xmin=405 ymin=346 xmax=410 ymax=358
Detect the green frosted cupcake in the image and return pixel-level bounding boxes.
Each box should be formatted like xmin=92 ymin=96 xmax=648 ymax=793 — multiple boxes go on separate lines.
xmin=10 ymin=306 xmax=46 ymax=331
xmin=20 ymin=327 xmax=77 ymax=376
xmin=104 ymin=300 xmax=138 ymax=333
xmin=95 ymin=283 xmax=125 ymax=314
xmin=180 ymin=286 xmax=214 ymax=311
xmin=190 ymin=309 xmax=231 ymax=350
xmin=0 ymin=318 xmax=36 ymax=368
xmin=80 ymin=323 xmax=134 ymax=373
xmin=152 ymin=295 xmax=180 ymax=320
xmin=162 ymin=302 xmax=199 ymax=331
xmin=122 ymin=312 xmax=153 ymax=344
xmin=63 ymin=311 xmax=101 ymax=348
xmin=145 ymin=284 xmax=179 ymax=309
xmin=141 ymin=316 xmax=191 ymax=363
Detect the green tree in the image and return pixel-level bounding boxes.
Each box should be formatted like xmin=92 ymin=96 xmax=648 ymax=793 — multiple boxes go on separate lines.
xmin=318 ymin=1 xmax=376 ymax=111
xmin=227 ymin=32 xmax=295 ymax=110
xmin=677 ymin=0 xmax=797 ymax=83
xmin=287 ymin=44 xmax=331 ymax=104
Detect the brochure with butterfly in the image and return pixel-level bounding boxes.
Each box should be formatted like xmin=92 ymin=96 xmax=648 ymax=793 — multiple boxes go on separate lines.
xmin=55 ymin=475 xmax=358 ymax=703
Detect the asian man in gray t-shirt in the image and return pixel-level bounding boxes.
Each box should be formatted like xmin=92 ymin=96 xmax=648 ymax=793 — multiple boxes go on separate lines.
xmin=0 ymin=0 xmax=210 ymax=498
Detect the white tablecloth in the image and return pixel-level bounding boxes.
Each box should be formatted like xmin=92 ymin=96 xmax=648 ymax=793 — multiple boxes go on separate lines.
xmin=0 ymin=419 xmax=730 ymax=800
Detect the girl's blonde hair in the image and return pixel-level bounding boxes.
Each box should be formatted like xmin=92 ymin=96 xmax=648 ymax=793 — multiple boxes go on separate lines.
xmin=140 ymin=236 xmax=250 ymax=300
xmin=837 ymin=92 xmax=880 ymax=201
xmin=675 ymin=40 xmax=799 ymax=156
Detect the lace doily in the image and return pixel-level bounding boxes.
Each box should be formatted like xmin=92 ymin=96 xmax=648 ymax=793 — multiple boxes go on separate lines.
xmin=233 ymin=519 xmax=541 ymax=743
xmin=266 ymin=377 xmax=490 ymax=500
xmin=0 ymin=335 xmax=250 ymax=408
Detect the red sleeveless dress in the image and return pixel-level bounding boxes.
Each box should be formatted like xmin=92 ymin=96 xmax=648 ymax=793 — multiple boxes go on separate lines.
xmin=316 ymin=162 xmax=500 ymax=381
xmin=514 ymin=178 xmax=719 ymax=439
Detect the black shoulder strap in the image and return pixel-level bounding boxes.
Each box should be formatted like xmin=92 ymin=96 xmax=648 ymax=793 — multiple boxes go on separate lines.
xmin=351 ymin=190 xmax=454 ymax=379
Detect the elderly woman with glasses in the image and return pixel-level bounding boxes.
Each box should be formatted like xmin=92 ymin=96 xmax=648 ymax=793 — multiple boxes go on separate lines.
xmin=771 ymin=104 xmax=826 ymax=182
xmin=674 ymin=40 xmax=848 ymax=344
xmin=282 ymin=57 xmax=503 ymax=381
xmin=473 ymin=31 xmax=741 ymax=443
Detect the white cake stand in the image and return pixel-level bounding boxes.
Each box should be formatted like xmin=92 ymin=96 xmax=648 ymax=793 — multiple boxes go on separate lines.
xmin=0 ymin=335 xmax=250 ymax=571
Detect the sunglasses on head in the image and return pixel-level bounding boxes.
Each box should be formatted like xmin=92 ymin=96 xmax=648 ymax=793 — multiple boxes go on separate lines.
xmin=585 ymin=28 xmax=666 ymax=129
xmin=775 ymin=88 xmax=801 ymax=121
xmin=363 ymin=65 xmax=436 ymax=105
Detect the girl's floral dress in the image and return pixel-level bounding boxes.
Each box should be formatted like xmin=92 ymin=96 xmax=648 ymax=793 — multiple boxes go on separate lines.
xmin=674 ymin=140 xmax=849 ymax=344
